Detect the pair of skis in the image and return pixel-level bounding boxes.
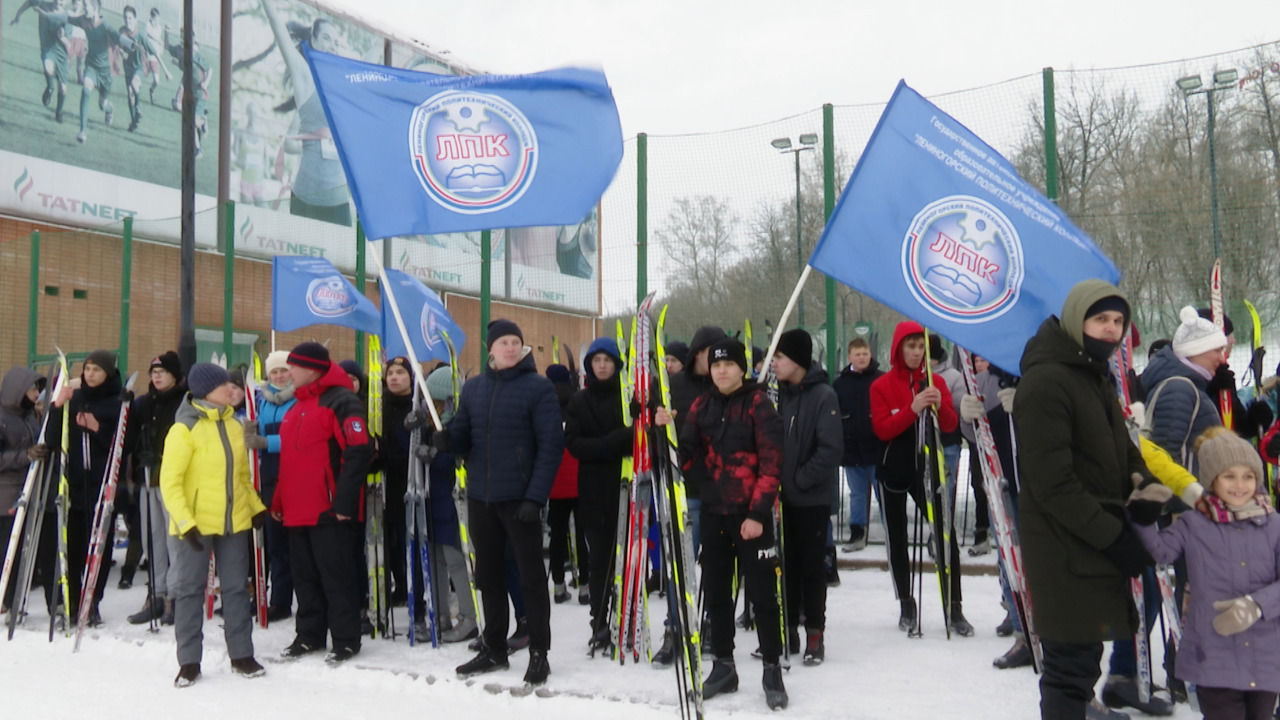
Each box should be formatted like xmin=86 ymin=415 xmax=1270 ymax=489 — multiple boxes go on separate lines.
xmin=365 ymin=336 xmax=390 ymax=639
xmin=917 ymin=329 xmax=953 ymax=639
xmin=615 ymin=299 xmax=656 ymax=664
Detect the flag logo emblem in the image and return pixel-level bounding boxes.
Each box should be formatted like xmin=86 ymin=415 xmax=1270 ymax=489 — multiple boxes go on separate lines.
xmin=901 ymin=195 xmax=1024 ymax=324
xmin=305 ymin=276 xmax=359 ymax=318
xmin=409 ymin=90 xmax=538 ymax=214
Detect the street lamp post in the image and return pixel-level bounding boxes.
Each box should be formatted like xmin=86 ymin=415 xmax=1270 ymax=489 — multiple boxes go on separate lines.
xmin=772 ymin=134 xmax=819 ymax=328
xmin=1178 ymin=69 xmax=1238 ymax=259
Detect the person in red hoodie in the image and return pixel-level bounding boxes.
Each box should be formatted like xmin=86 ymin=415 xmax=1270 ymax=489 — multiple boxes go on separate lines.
xmin=869 ymin=321 xmax=971 ymax=636
xmin=269 ymin=342 xmax=371 ymax=665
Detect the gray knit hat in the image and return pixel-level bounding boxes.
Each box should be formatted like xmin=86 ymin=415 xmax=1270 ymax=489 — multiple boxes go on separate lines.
xmin=1196 ymin=427 xmax=1264 ymax=492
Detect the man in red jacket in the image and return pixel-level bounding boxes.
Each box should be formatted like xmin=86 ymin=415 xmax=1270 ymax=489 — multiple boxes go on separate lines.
xmin=869 ymin=321 xmax=971 ymax=637
xmin=270 ymin=342 xmax=371 ymax=664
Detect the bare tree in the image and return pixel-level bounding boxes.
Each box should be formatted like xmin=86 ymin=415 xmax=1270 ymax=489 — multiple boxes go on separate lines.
xmin=656 ymin=195 xmax=737 ymax=308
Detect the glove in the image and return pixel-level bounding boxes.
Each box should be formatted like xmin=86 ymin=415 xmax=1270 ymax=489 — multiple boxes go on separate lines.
xmin=516 ymin=500 xmax=542 ymax=523
xmin=1126 ymin=482 xmax=1173 ymax=526
xmin=959 ymin=394 xmax=985 ymax=422
xmin=242 ymin=424 xmax=268 ymax=451
xmin=1247 ymin=400 xmax=1274 ymax=431
xmin=182 ymin=527 xmax=205 ymax=552
xmin=1212 ymin=595 xmax=1262 ymax=636
xmin=414 ymin=443 xmax=435 ymax=461
xmin=996 ymin=387 xmax=1016 ymax=414
xmin=403 ymin=408 xmax=429 ymax=431
xmin=1206 ymin=364 xmax=1236 ymax=397
xmin=251 ymin=510 xmax=267 ymax=530
xmin=26 ymin=443 xmax=50 ymax=461
xmin=1100 ymin=524 xmax=1152 ymax=578
xmin=119 ymin=389 xmax=135 ymax=403
xmin=431 ymin=429 xmax=452 ymax=453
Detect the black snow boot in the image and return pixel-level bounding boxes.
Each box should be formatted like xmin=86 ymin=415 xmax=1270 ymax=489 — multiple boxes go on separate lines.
xmin=898 ymin=599 xmax=917 ymax=632
xmin=456 ymin=646 xmax=510 ymax=678
xmin=803 ymin=629 xmax=824 ymax=666
xmin=949 ymin=604 xmax=974 ymax=637
xmin=174 ymin=663 xmax=201 ymax=688
xmin=1101 ymin=675 xmax=1173 ymax=716
xmin=651 ymin=628 xmax=675 ymax=666
xmin=523 ymin=648 xmax=550 ymax=685
xmin=823 ymin=546 xmax=841 ymax=586
xmin=702 ymin=657 xmax=739 ymax=700
xmin=763 ymin=662 xmax=788 ymax=710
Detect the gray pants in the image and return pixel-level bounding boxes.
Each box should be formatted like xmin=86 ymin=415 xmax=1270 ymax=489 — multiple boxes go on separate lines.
xmin=172 ymin=530 xmax=254 ymax=666
xmin=430 ymin=542 xmax=476 ymax=623
xmin=138 ymin=486 xmax=174 ymax=597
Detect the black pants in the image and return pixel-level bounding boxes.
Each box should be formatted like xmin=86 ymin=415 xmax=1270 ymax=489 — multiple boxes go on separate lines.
xmin=1039 ymin=639 xmax=1103 ymax=720
xmin=547 ymin=497 xmax=588 ymax=586
xmin=1197 ymin=686 xmax=1279 ymax=720
xmin=469 ymin=498 xmax=550 ymax=653
xmin=259 ymin=478 xmax=292 ymax=610
xmin=66 ymin=507 xmax=112 ymax=616
xmin=782 ymin=503 xmax=828 ymax=630
xmin=701 ymin=511 xmax=782 ymax=663
xmin=289 ymin=521 xmax=363 ymax=650
xmin=583 ymin=490 xmax=620 ymax=632
xmin=880 ymin=472 xmax=962 ymax=606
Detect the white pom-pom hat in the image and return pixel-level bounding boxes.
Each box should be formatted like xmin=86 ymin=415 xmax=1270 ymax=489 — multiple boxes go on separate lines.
xmin=1171 ymin=305 xmax=1228 ymax=359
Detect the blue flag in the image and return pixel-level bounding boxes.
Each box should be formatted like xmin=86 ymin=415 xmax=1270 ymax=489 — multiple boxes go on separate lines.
xmin=302 ymin=45 xmax=623 ymax=239
xmin=809 ymin=81 xmax=1119 ymax=374
xmin=272 ymin=256 xmax=380 ymax=334
xmin=381 ymin=268 xmax=466 ymax=364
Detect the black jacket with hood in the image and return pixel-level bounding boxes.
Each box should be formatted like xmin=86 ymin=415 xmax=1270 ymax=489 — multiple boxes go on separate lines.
xmin=668 ymin=326 xmax=727 ymax=501
xmin=777 ymin=363 xmax=843 ymax=508
xmin=564 ymin=337 xmax=632 ymax=514
xmin=0 ymin=367 xmax=46 ymax=511
xmin=833 ymin=358 xmax=884 ymax=466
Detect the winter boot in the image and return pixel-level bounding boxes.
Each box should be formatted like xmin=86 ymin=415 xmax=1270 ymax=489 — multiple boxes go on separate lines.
xmin=803 ymin=629 xmax=824 ymax=666
xmin=456 ymin=646 xmax=509 ymax=678
xmin=737 ymin=604 xmax=754 ymax=630
xmin=995 ymin=610 xmax=1014 ymax=637
xmin=161 ymin=597 xmax=175 ymax=626
xmin=523 ymin=648 xmax=550 ymax=685
xmin=230 ymin=656 xmax=265 ymax=678
xmin=281 ymin=638 xmax=322 ymax=660
xmin=127 ymin=595 xmax=163 ymax=625
xmin=553 ymin=583 xmax=571 ymax=604
xmin=823 ymin=546 xmax=841 ymax=587
xmin=844 ymin=524 xmax=867 ymax=552
xmin=266 ymin=605 xmax=292 ymax=622
xmin=949 ymin=604 xmax=974 ymax=637
xmin=651 ymin=628 xmax=675 ymax=666
xmin=1087 ymin=698 xmax=1131 ymax=720
xmin=589 ymin=625 xmax=613 ymax=654
xmin=898 ymin=599 xmax=918 ymax=632
xmin=442 ymin=617 xmax=479 ymax=643
xmin=174 ymin=663 xmax=201 ymax=688
xmin=702 ymin=657 xmax=739 ymax=700
xmin=578 ymin=584 xmax=590 ymax=605
xmin=325 ymin=645 xmax=360 ymax=665
xmin=992 ymin=636 xmax=1032 ymax=669
xmin=762 ymin=662 xmax=788 ymax=710
xmin=508 ymin=617 xmax=531 ymax=653
xmin=1101 ymin=675 xmax=1173 ymax=716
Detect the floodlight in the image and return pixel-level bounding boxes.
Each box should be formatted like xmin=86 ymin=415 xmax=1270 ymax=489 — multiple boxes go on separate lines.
xmin=1176 ymin=75 xmax=1203 ymax=92
xmin=771 ymin=138 xmax=792 ymax=150
xmin=1213 ymin=69 xmax=1238 ymax=86
xmin=799 ymin=133 xmax=820 ymax=146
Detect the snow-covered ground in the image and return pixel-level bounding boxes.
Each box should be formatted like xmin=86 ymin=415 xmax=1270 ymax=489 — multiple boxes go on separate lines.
xmin=2 ymin=542 xmax=1200 ymax=720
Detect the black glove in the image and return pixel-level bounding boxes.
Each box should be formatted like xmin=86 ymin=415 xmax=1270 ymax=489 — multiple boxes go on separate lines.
xmin=119 ymin=389 xmax=135 ymax=403
xmin=26 ymin=443 xmax=50 ymax=461
xmin=182 ymin=527 xmax=205 ymax=552
xmin=431 ymin=429 xmax=451 ymax=453
xmin=1206 ymin=364 xmax=1236 ymax=397
xmin=1247 ymin=400 xmax=1274 ymax=432
xmin=516 ymin=500 xmax=542 ymax=523
xmin=1101 ymin=525 xmax=1152 ymax=578
xmin=1126 ymin=482 xmax=1173 ymax=526
xmin=252 ymin=511 xmax=267 ymax=530
xmin=403 ymin=408 xmax=430 ymax=431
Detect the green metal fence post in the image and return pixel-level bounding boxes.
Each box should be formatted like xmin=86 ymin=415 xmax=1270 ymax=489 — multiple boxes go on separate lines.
xmin=356 ymin=221 xmax=366 ymax=368
xmin=637 ymin=132 xmax=648 ymax=307
xmin=120 ymin=217 xmax=133 ymax=373
xmin=28 ymin=231 xmax=40 ymax=368
xmin=823 ymin=104 xmax=837 ymax=375
xmin=222 ymin=200 xmax=235 ymax=365
xmin=1043 ymin=67 xmax=1059 ymax=204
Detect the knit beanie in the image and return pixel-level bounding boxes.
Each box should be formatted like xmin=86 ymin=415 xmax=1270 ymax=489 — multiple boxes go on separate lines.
xmin=1085 ymin=296 xmax=1130 ymax=325
xmin=665 ymin=341 xmax=689 ymax=363
xmin=487 ymin=319 xmax=523 ymax=349
xmin=427 ymin=365 xmax=455 ymax=401
xmin=186 ymin=362 xmax=229 ymax=400
xmin=1172 ymin=306 xmax=1228 ymax=359
xmin=708 ymin=339 xmax=748 ymax=374
xmin=149 ymin=350 xmax=183 ymax=381
xmin=1196 ymin=427 xmax=1264 ymax=494
xmin=264 ymin=350 xmax=290 ymax=375
xmin=546 ymin=364 xmax=573 ymax=385
xmin=339 ymin=359 xmax=362 ymax=379
xmin=287 ymin=341 xmax=331 ymax=371
xmin=85 ymin=349 xmax=117 ymax=376
xmin=775 ymin=329 xmax=813 ymax=370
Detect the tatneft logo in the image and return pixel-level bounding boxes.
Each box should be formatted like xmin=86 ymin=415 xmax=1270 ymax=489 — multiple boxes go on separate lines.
xmin=397 ymin=250 xmax=464 ymax=286
xmin=13 ymin=168 xmax=138 ymax=219
xmin=901 ymin=195 xmax=1024 ymax=324
xmin=408 ymin=90 xmax=537 ymax=214
xmin=516 ymin=274 xmax=566 ymax=304
xmin=239 ymin=216 xmax=326 ymax=257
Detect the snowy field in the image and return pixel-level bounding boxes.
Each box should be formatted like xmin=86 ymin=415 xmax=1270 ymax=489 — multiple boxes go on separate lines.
xmin=1 ymin=545 xmax=1201 ymax=720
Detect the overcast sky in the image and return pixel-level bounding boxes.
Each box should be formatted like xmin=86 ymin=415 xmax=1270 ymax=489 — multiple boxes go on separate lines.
xmin=321 ymin=0 xmax=1280 ymax=138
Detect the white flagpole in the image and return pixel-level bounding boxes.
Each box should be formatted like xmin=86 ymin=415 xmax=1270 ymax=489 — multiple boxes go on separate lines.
xmin=364 ymin=238 xmax=444 ymax=432
xmin=759 ymin=265 xmax=813 ymax=374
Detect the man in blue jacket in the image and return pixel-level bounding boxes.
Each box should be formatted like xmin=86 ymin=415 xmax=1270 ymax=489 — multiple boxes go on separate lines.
xmin=447 ymin=319 xmax=564 ymax=686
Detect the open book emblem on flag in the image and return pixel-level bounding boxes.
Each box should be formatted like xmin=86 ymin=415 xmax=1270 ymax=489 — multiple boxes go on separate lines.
xmin=409 ymin=90 xmax=538 ymax=214
xmin=903 ymin=195 xmax=1024 ymax=324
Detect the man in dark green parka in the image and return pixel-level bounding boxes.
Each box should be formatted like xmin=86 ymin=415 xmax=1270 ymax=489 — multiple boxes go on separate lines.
xmin=1013 ymin=278 xmax=1154 ymax=720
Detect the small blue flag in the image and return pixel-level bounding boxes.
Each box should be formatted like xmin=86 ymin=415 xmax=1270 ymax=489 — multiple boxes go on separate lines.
xmin=809 ymin=81 xmax=1120 ymax=374
xmin=301 ymin=45 xmax=623 ymax=239
xmin=381 ymin=268 xmax=466 ymax=364
xmin=272 ymin=256 xmax=380 ymax=335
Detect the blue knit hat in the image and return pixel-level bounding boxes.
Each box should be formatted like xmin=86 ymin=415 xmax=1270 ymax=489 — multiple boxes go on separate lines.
xmin=186 ymin=363 xmax=229 ymax=399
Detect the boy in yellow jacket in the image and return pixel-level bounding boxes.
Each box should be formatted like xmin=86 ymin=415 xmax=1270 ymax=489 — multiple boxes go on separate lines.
xmin=160 ymin=363 xmax=267 ymax=688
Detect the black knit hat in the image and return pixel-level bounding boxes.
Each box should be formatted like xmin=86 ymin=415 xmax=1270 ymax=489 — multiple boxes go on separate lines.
xmin=85 ymin=349 xmax=117 ymax=376
xmin=186 ymin=362 xmax=229 ymax=399
xmin=665 ymin=341 xmax=689 ymax=363
xmin=487 ymin=319 xmax=523 ymax=349
xmin=287 ymin=341 xmax=331 ymax=371
xmin=546 ymin=364 xmax=573 ymax=385
xmin=149 ymin=350 xmax=184 ymax=381
xmin=708 ymin=339 xmax=748 ymax=374
xmin=775 ymin=329 xmax=812 ymax=370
